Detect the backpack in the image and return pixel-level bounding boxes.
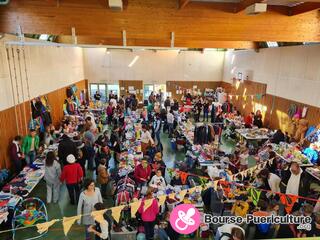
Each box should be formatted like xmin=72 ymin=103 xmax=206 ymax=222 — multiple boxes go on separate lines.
xmin=219 ymin=232 xmax=233 ymax=240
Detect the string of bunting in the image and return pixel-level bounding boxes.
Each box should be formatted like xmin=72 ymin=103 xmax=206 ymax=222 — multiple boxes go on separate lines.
xmin=229 ymin=93 xmax=265 ymax=101
xmin=1 ymin=158 xmax=319 ymax=235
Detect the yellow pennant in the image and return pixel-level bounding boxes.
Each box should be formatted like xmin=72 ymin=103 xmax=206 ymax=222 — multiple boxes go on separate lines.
xmin=179 ymin=189 xmax=188 ymax=200
xmin=36 ymin=219 xmax=59 ymax=234
xmin=91 ymin=209 xmax=107 ymax=224
xmin=188 ymin=187 xmax=197 ymax=194
xmin=111 ymin=205 xmax=126 ymax=223
xmin=157 ymin=195 xmax=167 ymax=206
xmin=168 ymin=192 xmax=176 ymax=200
xmin=130 ymin=200 xmax=142 ymax=218
xmin=143 ymin=199 xmax=154 ymax=212
xmin=62 ymin=215 xmax=81 ymax=236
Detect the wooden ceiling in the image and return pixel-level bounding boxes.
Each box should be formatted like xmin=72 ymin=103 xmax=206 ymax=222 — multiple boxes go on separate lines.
xmin=0 ymin=0 xmax=319 ymax=49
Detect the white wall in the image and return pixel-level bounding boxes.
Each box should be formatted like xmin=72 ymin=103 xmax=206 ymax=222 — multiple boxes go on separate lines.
xmin=223 ymin=45 xmax=320 ymax=107
xmin=83 ymin=48 xmax=225 ymax=84
xmin=0 ymin=35 xmax=84 ymax=111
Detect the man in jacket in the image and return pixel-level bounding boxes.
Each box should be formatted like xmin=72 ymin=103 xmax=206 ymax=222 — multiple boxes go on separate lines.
xmin=22 ymin=129 xmax=39 ymax=165
xmin=58 ymin=134 xmax=78 ymax=165
xmin=283 ymin=162 xmax=311 ymax=211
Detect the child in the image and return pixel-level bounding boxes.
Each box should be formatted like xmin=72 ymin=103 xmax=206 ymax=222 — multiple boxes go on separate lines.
xmin=149 ymin=170 xmax=166 ymax=191
xmin=97 ymin=158 xmax=109 ymax=198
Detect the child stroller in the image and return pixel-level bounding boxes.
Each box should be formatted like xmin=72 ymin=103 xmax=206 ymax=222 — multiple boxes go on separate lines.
xmin=12 ymin=197 xmax=48 ymax=240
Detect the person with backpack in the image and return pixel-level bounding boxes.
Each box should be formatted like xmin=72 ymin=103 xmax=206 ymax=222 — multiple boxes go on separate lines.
xmin=87 ymin=202 xmax=111 ymax=240
xmin=215 ymin=224 xmax=245 ymax=240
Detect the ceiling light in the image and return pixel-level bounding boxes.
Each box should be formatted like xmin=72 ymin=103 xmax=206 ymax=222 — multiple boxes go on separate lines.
xmin=39 ymin=34 xmax=50 ymax=41
xmin=128 ymin=55 xmax=139 ymax=67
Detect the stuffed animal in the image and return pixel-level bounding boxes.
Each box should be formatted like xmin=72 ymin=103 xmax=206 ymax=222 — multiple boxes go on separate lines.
xmin=294 ymin=118 xmax=309 ymax=143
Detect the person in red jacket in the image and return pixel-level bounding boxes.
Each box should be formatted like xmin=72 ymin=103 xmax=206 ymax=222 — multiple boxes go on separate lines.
xmin=60 ymin=154 xmax=83 ymax=205
xmin=134 ymin=158 xmax=151 ymax=189
xmin=138 ymin=189 xmax=159 ymax=240
xmin=244 ymin=112 xmax=254 ymax=128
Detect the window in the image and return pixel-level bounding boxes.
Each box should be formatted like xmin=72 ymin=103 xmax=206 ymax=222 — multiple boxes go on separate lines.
xmin=143 ymin=84 xmax=154 ymax=100
xmin=266 ymin=42 xmax=278 ymax=48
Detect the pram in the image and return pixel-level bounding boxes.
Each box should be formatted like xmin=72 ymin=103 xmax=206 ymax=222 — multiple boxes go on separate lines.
xmin=11 ymin=197 xmax=48 ymax=240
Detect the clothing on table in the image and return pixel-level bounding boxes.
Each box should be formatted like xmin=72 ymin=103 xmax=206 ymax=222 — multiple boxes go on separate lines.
xmin=303 ymin=147 xmax=318 ymax=164
xmin=77 ymin=188 xmax=103 ymax=225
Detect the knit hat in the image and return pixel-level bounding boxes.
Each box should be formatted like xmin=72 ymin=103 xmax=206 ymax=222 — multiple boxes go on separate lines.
xmin=66 ymin=154 xmax=76 ymax=164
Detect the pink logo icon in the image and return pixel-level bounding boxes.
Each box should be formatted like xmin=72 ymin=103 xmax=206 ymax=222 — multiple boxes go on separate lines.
xmin=169 ymin=204 xmax=201 ymax=234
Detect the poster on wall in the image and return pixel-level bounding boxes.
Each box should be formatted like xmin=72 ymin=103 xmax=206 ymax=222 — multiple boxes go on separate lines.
xmin=193 ymin=85 xmax=197 ymax=89
xmin=128 ymin=86 xmax=134 ymax=91
xmin=129 ymin=90 xmax=136 ymax=94
xmin=120 ymin=87 xmax=125 ymax=91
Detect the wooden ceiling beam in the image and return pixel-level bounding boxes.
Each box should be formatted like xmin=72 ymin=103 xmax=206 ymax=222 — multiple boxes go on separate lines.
xmin=179 ymin=0 xmax=190 ymax=9
xmin=288 ymin=2 xmax=320 ymax=16
xmin=235 ymin=0 xmax=264 ymax=13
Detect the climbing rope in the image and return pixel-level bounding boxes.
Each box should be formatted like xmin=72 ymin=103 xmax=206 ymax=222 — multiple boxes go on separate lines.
xmin=16 ymin=47 xmax=28 ymax=135
xmin=11 ymin=47 xmax=23 ymax=135
xmin=5 ymin=47 xmax=20 ymax=135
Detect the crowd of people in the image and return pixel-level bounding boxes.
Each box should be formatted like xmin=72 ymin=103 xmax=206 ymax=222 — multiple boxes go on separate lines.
xmin=6 ymin=89 xmax=320 ymax=240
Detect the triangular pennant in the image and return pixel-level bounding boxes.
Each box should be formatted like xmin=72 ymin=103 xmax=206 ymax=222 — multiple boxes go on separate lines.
xmin=188 ymin=187 xmax=197 ymax=194
xmin=63 ymin=215 xmax=81 ymax=236
xmin=262 ymin=161 xmax=267 ymax=169
xmin=36 ymin=219 xmax=59 ymax=234
xmin=111 ymin=205 xmax=125 ymax=223
xmin=168 ymin=192 xmax=176 ymax=200
xmin=143 ymin=199 xmax=154 ymax=212
xmin=130 ymin=200 xmax=141 ymax=218
xmin=179 ymin=189 xmax=188 ymax=200
xmin=157 ymin=195 xmax=167 ymax=206
xmin=91 ymin=209 xmax=107 ymax=224
xmin=248 ymin=188 xmax=261 ymax=206
xmin=199 ymin=177 xmax=209 ymax=187
xmin=179 ymin=172 xmax=189 ymax=185
xmin=213 ymin=180 xmax=219 ymax=191
xmin=280 ymin=194 xmax=299 ymax=214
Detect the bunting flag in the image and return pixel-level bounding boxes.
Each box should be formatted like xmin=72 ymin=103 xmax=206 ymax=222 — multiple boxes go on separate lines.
xmin=168 ymin=192 xmax=176 ymax=200
xmin=199 ymin=177 xmax=209 ymax=187
xmin=179 ymin=189 xmax=188 ymax=200
xmin=180 ymin=172 xmax=189 ymax=185
xmin=188 ymin=187 xmax=197 ymax=194
xmin=130 ymin=200 xmax=142 ymax=218
xmin=111 ymin=205 xmax=126 ymax=223
xmin=248 ymin=188 xmax=261 ymax=206
xmin=213 ymin=180 xmax=219 ymax=191
xmin=157 ymin=195 xmax=167 ymax=206
xmin=36 ymin=219 xmax=59 ymax=234
xmin=143 ymin=199 xmax=154 ymax=212
xmin=63 ymin=215 xmax=81 ymax=236
xmin=91 ymin=209 xmax=107 ymax=224
xmin=280 ymin=194 xmax=299 ymax=214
